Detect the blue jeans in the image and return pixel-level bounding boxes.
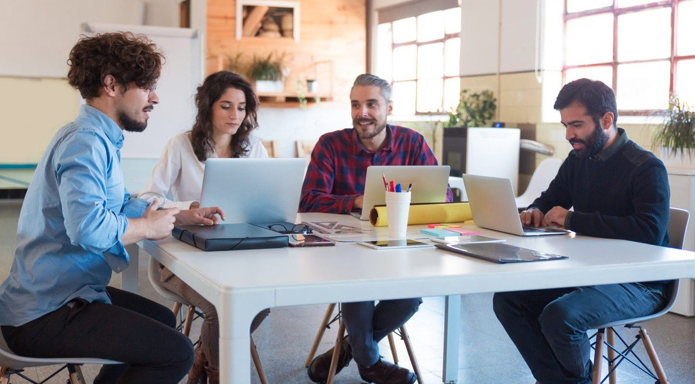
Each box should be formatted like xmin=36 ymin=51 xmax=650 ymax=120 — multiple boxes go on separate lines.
xmin=342 ymin=298 xmax=422 ymax=366
xmin=493 ymin=284 xmax=666 ymax=384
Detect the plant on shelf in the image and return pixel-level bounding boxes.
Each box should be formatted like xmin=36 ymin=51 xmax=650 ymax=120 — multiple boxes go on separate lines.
xmin=224 ymin=52 xmax=245 ymax=75
xmin=652 ymin=95 xmax=695 ymax=164
xmin=444 ymin=89 xmax=497 ymax=128
xmin=248 ymin=52 xmax=287 ymax=93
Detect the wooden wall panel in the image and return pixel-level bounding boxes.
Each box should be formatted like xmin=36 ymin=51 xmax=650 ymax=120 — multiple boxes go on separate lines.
xmin=207 ymin=0 xmax=366 ymax=105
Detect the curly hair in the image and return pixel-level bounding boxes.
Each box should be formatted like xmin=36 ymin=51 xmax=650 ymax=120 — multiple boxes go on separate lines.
xmin=190 ymin=71 xmax=259 ymax=162
xmin=67 ymin=32 xmax=164 ymax=100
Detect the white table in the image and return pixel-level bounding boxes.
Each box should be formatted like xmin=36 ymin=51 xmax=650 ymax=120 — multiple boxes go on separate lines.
xmin=142 ymin=213 xmax=695 ymax=384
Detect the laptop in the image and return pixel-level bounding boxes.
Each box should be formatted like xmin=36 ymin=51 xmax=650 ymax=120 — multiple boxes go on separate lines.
xmin=461 ymin=174 xmax=571 ymax=236
xmin=200 ymin=158 xmax=306 ymax=224
xmin=351 ymin=165 xmax=451 ymax=221
xmin=434 ymin=242 xmax=568 ymax=263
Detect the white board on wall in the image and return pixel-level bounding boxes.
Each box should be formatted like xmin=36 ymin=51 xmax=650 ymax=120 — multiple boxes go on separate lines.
xmin=82 ymin=23 xmax=204 ymax=159
xmin=0 ymin=0 xmax=145 ymax=78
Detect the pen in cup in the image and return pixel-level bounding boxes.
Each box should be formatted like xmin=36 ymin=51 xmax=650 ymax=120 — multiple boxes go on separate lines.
xmin=389 ymin=180 xmax=395 ymax=192
xmin=406 ymin=183 xmax=412 ymax=192
xmin=395 ymin=183 xmax=402 ymax=192
xmin=382 ymin=173 xmax=388 ymax=191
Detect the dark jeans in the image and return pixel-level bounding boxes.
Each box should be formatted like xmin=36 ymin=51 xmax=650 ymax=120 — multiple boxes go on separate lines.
xmin=342 ymin=298 xmax=423 ymax=366
xmin=1 ymin=286 xmax=194 ymax=384
xmin=493 ymin=283 xmax=666 ymax=384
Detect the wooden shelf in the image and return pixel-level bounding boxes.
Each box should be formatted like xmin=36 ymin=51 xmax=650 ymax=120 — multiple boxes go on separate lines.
xmin=257 ymin=92 xmax=332 ymax=104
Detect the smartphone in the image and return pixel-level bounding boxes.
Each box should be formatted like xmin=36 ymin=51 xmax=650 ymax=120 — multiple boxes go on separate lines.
xmin=357 ymin=239 xmax=434 ymax=250
xmin=289 ymin=234 xmax=335 ymax=247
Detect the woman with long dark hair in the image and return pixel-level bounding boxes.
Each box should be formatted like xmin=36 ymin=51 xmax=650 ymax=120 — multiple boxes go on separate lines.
xmin=140 ymin=71 xmax=269 ymax=383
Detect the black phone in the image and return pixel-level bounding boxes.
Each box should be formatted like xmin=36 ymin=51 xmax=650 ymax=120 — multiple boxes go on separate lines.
xmin=289 ymin=234 xmax=335 ymax=247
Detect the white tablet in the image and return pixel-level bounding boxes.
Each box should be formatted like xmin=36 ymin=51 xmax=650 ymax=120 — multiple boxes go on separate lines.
xmin=429 ymin=235 xmax=505 ymax=245
xmin=357 ymin=239 xmax=434 ymax=250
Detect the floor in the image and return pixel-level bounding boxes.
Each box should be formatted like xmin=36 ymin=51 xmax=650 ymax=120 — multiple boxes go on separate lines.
xmin=1 ymin=198 xmax=695 ymax=384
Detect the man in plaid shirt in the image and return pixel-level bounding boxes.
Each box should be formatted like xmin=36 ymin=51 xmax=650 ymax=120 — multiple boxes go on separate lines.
xmin=303 ymin=74 xmax=450 ymax=384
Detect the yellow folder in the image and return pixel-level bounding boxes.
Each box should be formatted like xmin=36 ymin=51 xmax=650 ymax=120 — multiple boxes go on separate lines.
xmin=369 ymin=202 xmax=473 ymax=227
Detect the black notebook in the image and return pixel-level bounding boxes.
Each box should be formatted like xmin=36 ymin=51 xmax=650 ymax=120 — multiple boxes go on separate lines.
xmin=434 ymin=242 xmax=568 ymax=264
xmin=172 ymin=223 xmax=289 ymax=252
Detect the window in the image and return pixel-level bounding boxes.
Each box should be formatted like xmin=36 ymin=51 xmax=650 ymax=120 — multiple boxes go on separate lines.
xmin=563 ymin=0 xmax=695 ymax=113
xmin=376 ymin=7 xmax=461 ymax=116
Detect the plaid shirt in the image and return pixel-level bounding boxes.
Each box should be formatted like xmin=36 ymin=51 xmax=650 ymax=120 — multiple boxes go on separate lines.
xmin=300 ymin=125 xmax=453 ymax=213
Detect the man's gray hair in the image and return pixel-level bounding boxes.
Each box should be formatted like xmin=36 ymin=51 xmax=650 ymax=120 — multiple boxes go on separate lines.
xmin=353 ymin=74 xmax=392 ymax=103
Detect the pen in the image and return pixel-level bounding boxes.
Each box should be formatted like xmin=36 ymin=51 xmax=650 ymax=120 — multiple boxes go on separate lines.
xmin=389 ymin=180 xmax=395 ymax=192
xmin=395 ymin=183 xmax=402 ymax=192
xmin=406 ymin=183 xmax=412 ymax=192
xmin=382 ymin=173 xmax=388 ymax=191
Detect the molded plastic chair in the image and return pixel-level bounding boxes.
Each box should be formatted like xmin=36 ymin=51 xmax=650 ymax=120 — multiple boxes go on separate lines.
xmin=515 ymin=158 xmax=562 ymax=209
xmin=305 ymin=303 xmax=424 ymax=384
xmin=148 ymin=257 xmax=268 ymax=384
xmin=448 ymin=176 xmax=467 ymax=202
xmin=590 ymin=207 xmax=690 ymax=384
xmin=0 ymin=325 xmax=120 ymax=384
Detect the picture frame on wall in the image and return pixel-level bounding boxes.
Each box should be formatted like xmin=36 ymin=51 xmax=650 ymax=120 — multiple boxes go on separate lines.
xmin=236 ymin=0 xmax=300 ymax=42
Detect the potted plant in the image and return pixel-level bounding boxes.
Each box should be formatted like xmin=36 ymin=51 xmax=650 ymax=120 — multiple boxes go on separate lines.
xmin=652 ymin=95 xmax=695 ymax=168
xmin=249 ymin=52 xmax=286 ymax=93
xmin=444 ymin=89 xmax=497 ymax=128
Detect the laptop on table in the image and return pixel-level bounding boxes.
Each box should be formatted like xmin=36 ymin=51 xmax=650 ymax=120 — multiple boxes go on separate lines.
xmin=462 ymin=174 xmax=571 ymax=237
xmin=351 ymin=165 xmax=450 ymax=221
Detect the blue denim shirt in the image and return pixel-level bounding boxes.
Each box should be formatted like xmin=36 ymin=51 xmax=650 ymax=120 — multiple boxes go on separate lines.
xmin=0 ymin=105 xmax=149 ymax=327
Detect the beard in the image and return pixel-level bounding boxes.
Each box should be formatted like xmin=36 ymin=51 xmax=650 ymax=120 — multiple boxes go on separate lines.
xmin=354 ymin=118 xmax=387 ymax=140
xmin=569 ymin=119 xmax=607 ymax=158
xmin=118 ymin=109 xmax=148 ymax=133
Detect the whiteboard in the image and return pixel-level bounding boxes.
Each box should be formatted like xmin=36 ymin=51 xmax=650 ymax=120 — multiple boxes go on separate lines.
xmin=0 ymin=0 xmax=146 ymax=78
xmin=82 ymin=23 xmax=204 ymax=159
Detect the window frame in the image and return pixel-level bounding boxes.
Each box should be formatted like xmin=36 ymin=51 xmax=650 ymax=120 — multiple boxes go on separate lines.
xmin=563 ymin=0 xmax=695 ymax=115
xmin=381 ymin=8 xmax=461 ymax=116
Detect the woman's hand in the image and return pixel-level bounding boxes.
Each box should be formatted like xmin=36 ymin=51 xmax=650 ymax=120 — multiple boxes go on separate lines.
xmin=175 ymin=206 xmax=225 ymax=226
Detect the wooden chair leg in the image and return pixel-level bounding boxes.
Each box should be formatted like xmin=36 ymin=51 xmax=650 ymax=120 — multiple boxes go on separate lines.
xmin=640 ymin=328 xmax=669 ymax=384
xmin=172 ymin=302 xmax=182 ymax=316
xmin=0 ymin=366 xmax=8 ymax=384
xmin=400 ymin=325 xmax=424 ymax=384
xmin=606 ymin=328 xmax=617 ymax=384
xmin=182 ymin=305 xmax=196 ymax=337
xmin=592 ymin=329 xmax=605 ymax=384
xmin=326 ymin=320 xmax=346 ymax=384
xmin=251 ymin=336 xmax=269 ymax=384
xmin=305 ymin=303 xmax=337 ymax=367
xmin=68 ymin=365 xmax=85 ymax=384
xmin=387 ymin=333 xmax=399 ymax=364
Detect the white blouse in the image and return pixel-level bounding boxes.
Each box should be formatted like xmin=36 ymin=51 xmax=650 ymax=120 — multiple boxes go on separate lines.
xmin=139 ymin=132 xmax=268 ymax=209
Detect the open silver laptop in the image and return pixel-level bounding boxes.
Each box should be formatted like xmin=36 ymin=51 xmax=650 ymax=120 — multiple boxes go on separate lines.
xmin=462 ymin=174 xmax=571 ymax=236
xmin=200 ymin=158 xmax=306 ymax=224
xmin=351 ymin=165 xmax=450 ymax=221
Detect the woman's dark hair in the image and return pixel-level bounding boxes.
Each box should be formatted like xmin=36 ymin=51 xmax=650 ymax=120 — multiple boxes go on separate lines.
xmin=553 ymin=78 xmax=618 ymax=128
xmin=190 ymin=71 xmax=259 ymax=161
xmin=67 ymin=32 xmax=163 ymax=100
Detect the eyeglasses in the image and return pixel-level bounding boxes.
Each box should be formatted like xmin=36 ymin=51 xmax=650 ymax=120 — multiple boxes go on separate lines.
xmin=268 ymin=223 xmax=313 ymax=235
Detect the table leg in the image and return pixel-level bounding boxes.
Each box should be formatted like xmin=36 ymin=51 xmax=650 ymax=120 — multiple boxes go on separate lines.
xmin=219 ymin=309 xmax=253 ymax=384
xmin=122 ymin=243 xmax=140 ymax=293
xmin=443 ymin=295 xmax=461 ymax=384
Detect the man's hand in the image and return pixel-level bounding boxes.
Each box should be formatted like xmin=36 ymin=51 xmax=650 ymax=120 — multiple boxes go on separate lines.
xmin=353 ymin=195 xmax=364 ymax=209
xmin=520 ymin=208 xmax=544 ymax=227
xmin=542 ymin=206 xmax=569 ymax=228
xmin=142 ymin=201 xmax=179 ymax=240
xmin=175 ymin=206 xmax=225 ymax=226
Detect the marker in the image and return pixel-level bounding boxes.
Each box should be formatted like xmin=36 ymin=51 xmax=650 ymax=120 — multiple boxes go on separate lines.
xmin=395 ymin=183 xmax=402 ymax=192
xmin=389 ymin=180 xmax=395 ymax=192
xmin=382 ymin=173 xmax=388 ymax=191
xmin=406 ymin=183 xmax=412 ymax=192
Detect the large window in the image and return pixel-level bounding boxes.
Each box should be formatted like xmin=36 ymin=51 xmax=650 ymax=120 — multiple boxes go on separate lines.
xmin=564 ymin=0 xmax=695 ymax=113
xmin=377 ymin=7 xmax=461 ymax=116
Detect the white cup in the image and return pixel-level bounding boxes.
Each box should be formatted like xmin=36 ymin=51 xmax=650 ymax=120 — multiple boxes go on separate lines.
xmin=385 ymin=191 xmax=411 ymax=238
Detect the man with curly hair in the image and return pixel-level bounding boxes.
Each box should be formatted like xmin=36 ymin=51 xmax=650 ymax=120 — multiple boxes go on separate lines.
xmin=0 ymin=32 xmax=222 ymax=383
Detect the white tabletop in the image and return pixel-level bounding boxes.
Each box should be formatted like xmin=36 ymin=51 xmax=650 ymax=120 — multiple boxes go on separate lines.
xmin=143 ymin=212 xmax=695 ymax=384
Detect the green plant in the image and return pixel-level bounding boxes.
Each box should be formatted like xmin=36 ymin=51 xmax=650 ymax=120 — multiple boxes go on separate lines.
xmin=444 ymin=89 xmax=497 ymax=128
xmin=224 ymin=52 xmax=245 ymax=74
xmin=652 ymin=95 xmax=695 ymax=156
xmin=249 ymin=52 xmax=285 ymax=81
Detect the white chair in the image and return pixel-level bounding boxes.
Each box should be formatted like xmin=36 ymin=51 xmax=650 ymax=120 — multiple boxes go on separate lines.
xmin=0 ymin=331 xmax=120 ymax=384
xmin=448 ymin=176 xmax=467 ymax=202
xmin=590 ymin=207 xmax=690 ymax=384
xmin=515 ymin=158 xmax=562 ymax=209
xmin=148 ymin=257 xmax=269 ymax=384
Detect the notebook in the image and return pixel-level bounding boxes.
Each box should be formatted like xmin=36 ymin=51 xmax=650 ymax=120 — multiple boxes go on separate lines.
xmin=434 ymin=242 xmax=568 ymax=263
xmin=462 ymin=174 xmax=571 ymax=237
xmin=172 ymin=223 xmax=289 ymax=251
xmin=200 ymin=158 xmax=306 ymax=224
xmin=351 ymin=165 xmax=450 ymax=221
